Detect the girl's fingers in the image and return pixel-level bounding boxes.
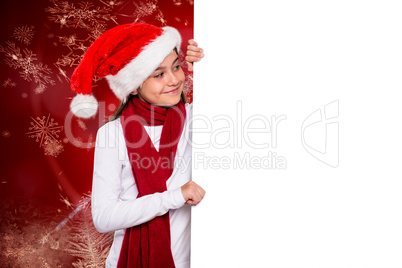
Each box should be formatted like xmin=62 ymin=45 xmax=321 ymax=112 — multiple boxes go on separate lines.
xmin=186 ymin=40 xmax=204 ymax=72
xmin=188 ymin=39 xmax=198 ymax=46
xmin=185 ymin=55 xmax=202 ymax=63
xmin=186 ymin=50 xmax=204 ymax=62
xmin=187 ymin=45 xmax=203 ymax=52
xmin=186 ymin=50 xmax=204 ymax=58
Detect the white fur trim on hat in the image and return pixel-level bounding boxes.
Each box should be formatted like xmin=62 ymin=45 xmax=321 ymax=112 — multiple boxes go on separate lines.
xmin=70 ymin=94 xmax=99 ymax=118
xmin=105 ymin=26 xmax=181 ymax=101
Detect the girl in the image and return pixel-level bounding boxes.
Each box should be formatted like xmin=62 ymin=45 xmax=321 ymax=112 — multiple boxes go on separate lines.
xmin=69 ymin=23 xmax=205 ymax=268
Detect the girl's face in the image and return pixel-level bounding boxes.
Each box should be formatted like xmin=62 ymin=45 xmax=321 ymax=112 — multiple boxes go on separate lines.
xmin=133 ymin=50 xmax=185 ymax=107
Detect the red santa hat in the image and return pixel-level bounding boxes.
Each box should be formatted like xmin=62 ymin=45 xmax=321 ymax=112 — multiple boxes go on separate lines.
xmin=70 ymin=23 xmax=182 ymax=118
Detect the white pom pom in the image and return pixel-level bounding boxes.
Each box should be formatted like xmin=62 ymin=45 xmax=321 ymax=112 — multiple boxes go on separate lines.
xmin=70 ymin=94 xmax=98 ymax=118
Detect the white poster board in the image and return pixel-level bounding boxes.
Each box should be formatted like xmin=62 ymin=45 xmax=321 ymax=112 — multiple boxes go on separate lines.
xmin=191 ymin=1 xmax=402 ymax=267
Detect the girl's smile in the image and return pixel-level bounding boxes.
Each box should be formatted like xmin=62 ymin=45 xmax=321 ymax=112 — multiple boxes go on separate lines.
xmin=163 ymin=87 xmax=180 ymax=94
xmin=132 ymin=49 xmax=185 ymax=106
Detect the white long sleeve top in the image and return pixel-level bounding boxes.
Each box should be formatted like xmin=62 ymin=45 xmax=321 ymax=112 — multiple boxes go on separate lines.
xmin=92 ymin=103 xmax=193 ymax=268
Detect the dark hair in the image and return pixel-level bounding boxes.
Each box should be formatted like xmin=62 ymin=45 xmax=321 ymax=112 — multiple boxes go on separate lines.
xmin=109 ymin=94 xmax=134 ymax=122
xmin=109 ymin=92 xmax=186 ymax=121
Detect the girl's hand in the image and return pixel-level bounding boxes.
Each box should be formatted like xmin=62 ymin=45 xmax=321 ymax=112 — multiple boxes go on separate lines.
xmin=181 ymin=181 xmax=206 ymax=205
xmin=185 ymin=39 xmax=204 ymax=72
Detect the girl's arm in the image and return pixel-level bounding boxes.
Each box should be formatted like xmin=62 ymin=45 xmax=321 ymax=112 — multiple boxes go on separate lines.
xmin=91 ymin=122 xmax=186 ymax=233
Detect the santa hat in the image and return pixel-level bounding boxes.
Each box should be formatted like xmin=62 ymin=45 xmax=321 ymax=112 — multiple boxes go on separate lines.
xmin=70 ymin=23 xmax=182 ymax=118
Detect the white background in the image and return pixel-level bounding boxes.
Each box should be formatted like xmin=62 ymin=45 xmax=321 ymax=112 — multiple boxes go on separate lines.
xmin=191 ymin=1 xmax=402 ymax=267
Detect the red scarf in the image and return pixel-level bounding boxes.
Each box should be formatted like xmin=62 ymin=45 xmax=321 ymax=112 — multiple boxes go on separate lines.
xmin=117 ymin=97 xmax=186 ymax=268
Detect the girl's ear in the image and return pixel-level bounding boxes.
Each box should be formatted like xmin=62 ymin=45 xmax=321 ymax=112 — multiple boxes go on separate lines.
xmin=131 ymin=83 xmax=142 ymax=95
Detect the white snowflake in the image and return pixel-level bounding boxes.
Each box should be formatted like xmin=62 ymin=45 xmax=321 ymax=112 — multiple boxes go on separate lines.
xmin=34 ymin=84 xmax=46 ymax=94
xmin=43 ymin=140 xmax=64 ymax=157
xmin=26 ymin=114 xmax=63 ymax=147
xmin=173 ymin=0 xmax=182 ymax=6
xmin=58 ymin=35 xmax=85 ymax=50
xmin=46 ymin=1 xmax=115 ymax=70
xmin=0 ymin=41 xmax=55 ymax=90
xmin=65 ymin=204 xmax=113 ymax=267
xmin=2 ymin=130 xmax=11 ymax=138
xmin=183 ymin=73 xmax=193 ymax=95
xmin=59 ymin=33 xmax=90 ymax=53
xmin=2 ymin=78 xmax=16 ymax=87
xmin=132 ymin=0 xmax=158 ymax=22
xmin=99 ymin=0 xmax=123 ymax=8
xmin=155 ymin=10 xmax=166 ymax=25
xmin=55 ymin=52 xmax=83 ymax=68
xmin=45 ymin=0 xmax=117 ymax=30
xmin=13 ymin=25 xmax=35 ymax=45
xmin=88 ymin=23 xmax=106 ymax=40
xmin=55 ymin=65 xmax=70 ymax=83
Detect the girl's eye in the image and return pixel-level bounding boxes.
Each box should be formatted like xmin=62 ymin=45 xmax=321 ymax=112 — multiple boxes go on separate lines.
xmin=154 ymin=72 xmax=163 ymax=78
xmin=174 ymin=64 xmax=181 ymax=70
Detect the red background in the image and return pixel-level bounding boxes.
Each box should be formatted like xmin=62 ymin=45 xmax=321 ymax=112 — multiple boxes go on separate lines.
xmin=0 ymin=0 xmax=193 ymax=266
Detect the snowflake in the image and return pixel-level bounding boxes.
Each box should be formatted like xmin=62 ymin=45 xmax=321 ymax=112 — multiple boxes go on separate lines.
xmin=0 ymin=42 xmax=32 ymax=69
xmin=173 ymin=0 xmax=182 ymax=6
xmin=2 ymin=130 xmax=11 ymax=138
xmin=53 ymin=34 xmax=88 ymax=70
xmin=2 ymin=78 xmax=16 ymax=87
xmin=183 ymin=73 xmax=193 ymax=94
xmin=55 ymin=51 xmax=83 ymax=68
xmin=88 ymin=23 xmax=106 ymax=40
xmin=65 ymin=204 xmax=113 ymax=267
xmin=77 ymin=119 xmax=88 ymax=130
xmin=45 ymin=0 xmax=117 ymax=30
xmin=26 ymin=114 xmax=63 ymax=147
xmin=60 ymin=194 xmax=74 ymax=209
xmin=59 ymin=34 xmax=77 ymax=47
xmin=43 ymin=140 xmax=64 ymax=157
xmin=132 ymin=0 xmax=158 ymax=22
xmin=0 ymin=41 xmax=55 ymax=90
xmin=39 ymin=232 xmax=60 ymax=250
xmin=13 ymin=25 xmax=35 ymax=45
xmin=57 ymin=34 xmax=88 ymax=52
xmin=179 ymin=47 xmax=194 ymax=103
xmin=99 ymin=0 xmax=123 ymax=8
xmin=185 ymin=94 xmax=192 ymax=103
xmin=34 ymin=84 xmax=46 ymax=94
xmin=55 ymin=65 xmax=70 ymax=83
xmin=43 ymin=142 xmax=63 ymax=156
xmin=46 ymin=1 xmax=115 ymax=70
xmin=155 ymin=10 xmax=166 ymax=25
xmin=3 ymin=244 xmax=35 ymax=259
xmin=183 ymin=74 xmax=193 ymax=103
